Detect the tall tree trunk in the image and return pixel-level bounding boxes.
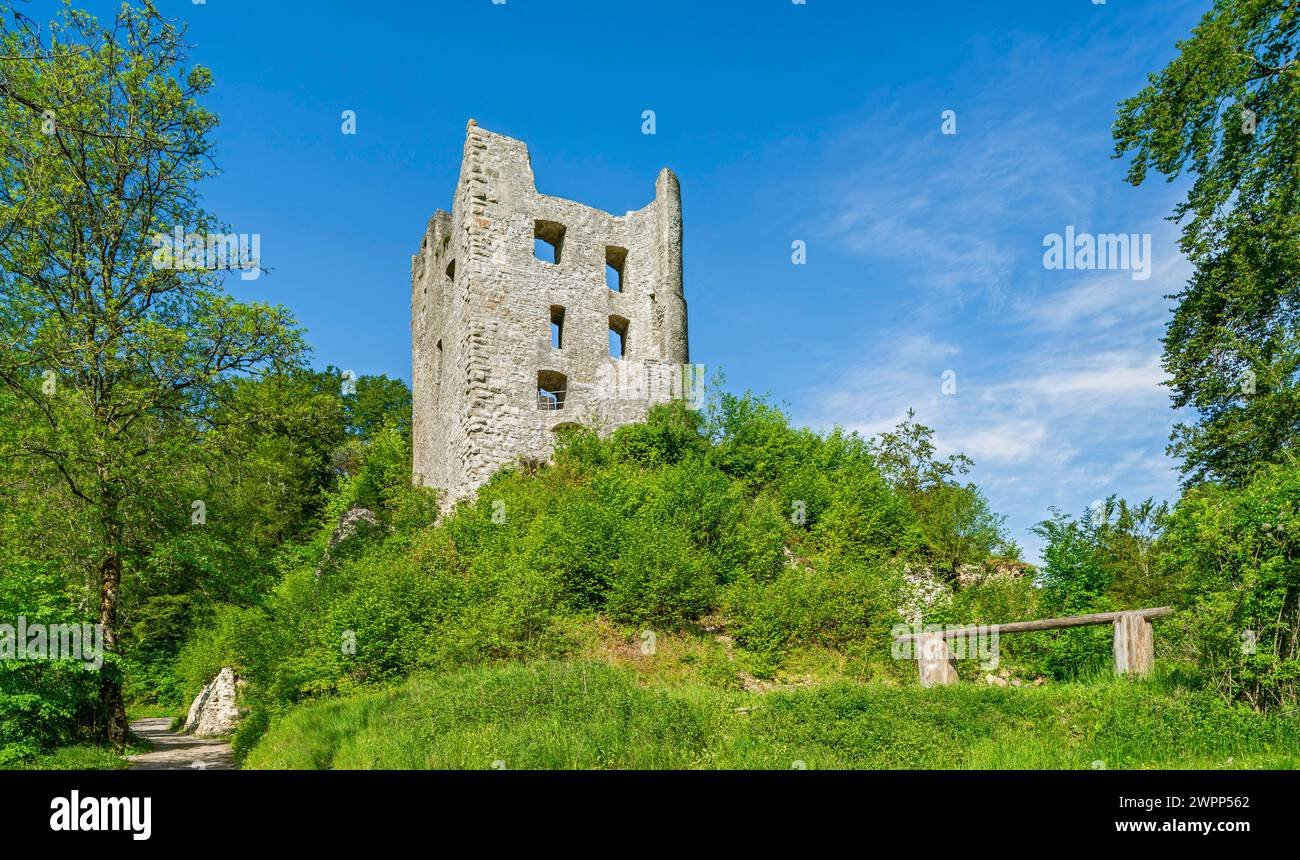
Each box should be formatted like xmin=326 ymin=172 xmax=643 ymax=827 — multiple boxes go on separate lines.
xmin=97 ymin=504 xmax=129 ymax=748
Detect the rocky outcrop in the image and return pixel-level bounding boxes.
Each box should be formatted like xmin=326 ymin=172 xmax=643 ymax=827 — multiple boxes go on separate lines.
xmin=956 ymin=559 xmax=1034 ymax=588
xmin=984 ymin=668 xmax=1047 ymax=688
xmin=184 ymin=667 xmax=245 ymax=738
xmin=315 ymin=504 xmax=381 ymax=577
xmin=328 ymin=504 xmax=380 ymax=551
xmin=898 ymin=560 xmax=1034 ymax=625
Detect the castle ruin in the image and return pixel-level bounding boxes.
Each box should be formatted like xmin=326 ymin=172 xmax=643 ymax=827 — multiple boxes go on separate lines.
xmin=411 ymin=122 xmax=692 ymax=507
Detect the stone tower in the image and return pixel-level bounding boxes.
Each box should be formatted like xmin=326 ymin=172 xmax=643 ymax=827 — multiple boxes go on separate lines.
xmin=411 ymin=122 xmax=692 ymax=507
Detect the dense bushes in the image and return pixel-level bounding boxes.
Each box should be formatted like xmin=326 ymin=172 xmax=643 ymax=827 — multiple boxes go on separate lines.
xmin=1026 ymin=473 xmax=1300 ymax=709
xmin=171 ymin=393 xmax=1028 ymax=758
xmin=0 ymin=559 xmax=106 ymax=764
xmin=17 ymin=377 xmax=1297 ymax=767
xmin=1162 ymin=465 xmax=1300 ymax=710
xmin=0 ymin=368 xmax=413 ymax=763
xmin=725 ymin=559 xmax=901 ymax=675
xmin=0 ymin=662 xmax=103 ymax=766
xmin=14 ymin=374 xmax=1296 ymax=767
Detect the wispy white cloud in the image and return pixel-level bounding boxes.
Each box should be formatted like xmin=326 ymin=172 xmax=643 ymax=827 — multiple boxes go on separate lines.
xmin=995 ymin=350 xmax=1166 ymax=404
xmin=817 ymin=109 xmax=1087 ymax=307
xmin=790 ymin=19 xmax=1191 ymax=563
xmin=1015 ymin=244 xmax=1189 ymax=335
xmin=946 ymin=419 xmax=1050 ymax=466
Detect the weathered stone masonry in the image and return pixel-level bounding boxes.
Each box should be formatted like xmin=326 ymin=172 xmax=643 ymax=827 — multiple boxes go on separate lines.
xmin=412 ymin=121 xmax=690 ymax=508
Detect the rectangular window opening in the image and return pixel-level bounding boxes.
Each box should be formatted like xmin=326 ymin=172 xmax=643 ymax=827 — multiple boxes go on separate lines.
xmin=534 ymin=220 xmax=566 ymax=264
xmin=538 ymin=370 xmax=567 ymax=411
xmin=605 ymin=246 xmax=627 ymax=292
xmin=609 ymin=315 xmax=629 ymax=359
xmin=550 ymin=306 xmax=565 ymax=349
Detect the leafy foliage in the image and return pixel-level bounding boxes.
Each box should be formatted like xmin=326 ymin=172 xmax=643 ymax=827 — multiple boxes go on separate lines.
xmin=1114 ymin=0 xmax=1300 ymax=485
xmin=1162 ymin=465 xmax=1300 ymax=710
xmin=164 ymin=394 xmax=1029 ymax=759
xmin=1029 ymin=498 xmax=1172 ymax=678
xmin=0 ymin=0 xmax=307 ymax=745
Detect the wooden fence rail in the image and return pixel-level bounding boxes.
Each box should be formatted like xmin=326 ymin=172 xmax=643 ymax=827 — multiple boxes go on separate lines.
xmin=893 ymin=606 xmax=1174 ymax=688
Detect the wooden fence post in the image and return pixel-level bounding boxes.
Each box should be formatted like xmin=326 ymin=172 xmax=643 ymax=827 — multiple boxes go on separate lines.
xmin=918 ymin=631 xmax=958 ymax=687
xmin=1112 ymin=611 xmax=1154 ymax=677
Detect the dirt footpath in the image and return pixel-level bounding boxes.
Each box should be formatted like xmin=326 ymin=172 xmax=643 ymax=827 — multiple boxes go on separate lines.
xmin=126 ymin=717 xmax=235 ymax=771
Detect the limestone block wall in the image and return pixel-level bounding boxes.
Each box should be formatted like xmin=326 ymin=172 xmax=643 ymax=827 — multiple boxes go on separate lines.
xmin=412 ymin=122 xmax=690 ymax=508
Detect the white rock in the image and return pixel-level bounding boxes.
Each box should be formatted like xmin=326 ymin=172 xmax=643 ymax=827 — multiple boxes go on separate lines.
xmin=184 ymin=668 xmax=244 ymax=737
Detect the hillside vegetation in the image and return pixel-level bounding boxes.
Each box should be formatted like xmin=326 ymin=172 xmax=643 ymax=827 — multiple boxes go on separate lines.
xmin=4 ymin=0 xmax=1300 ymax=771
xmin=171 ymin=393 xmax=1026 ymax=759
xmin=160 ymin=393 xmax=1298 ymax=767
xmin=244 ymin=661 xmax=1300 ymax=771
xmin=6 ymin=369 xmax=1298 ymax=768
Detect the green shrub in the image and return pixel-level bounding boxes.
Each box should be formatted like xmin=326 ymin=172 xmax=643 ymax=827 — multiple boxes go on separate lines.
xmin=611 ymin=401 xmax=707 ymax=468
xmin=1161 ymin=464 xmax=1300 ymax=710
xmin=0 ymin=662 xmax=102 ymax=765
xmin=607 ymin=519 xmax=718 ymax=626
xmin=726 ymin=559 xmax=899 ymax=676
xmin=0 ymin=561 xmax=103 ymax=763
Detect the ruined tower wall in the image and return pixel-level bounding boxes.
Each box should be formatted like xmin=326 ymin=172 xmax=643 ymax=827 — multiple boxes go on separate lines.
xmin=412 ymin=122 xmax=689 ymax=508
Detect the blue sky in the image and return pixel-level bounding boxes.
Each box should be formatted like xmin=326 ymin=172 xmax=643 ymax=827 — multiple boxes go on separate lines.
xmin=85 ymin=0 xmax=1208 ymax=561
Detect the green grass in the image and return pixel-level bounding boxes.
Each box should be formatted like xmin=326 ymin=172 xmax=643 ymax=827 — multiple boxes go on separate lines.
xmin=246 ymin=661 xmax=727 ymax=769
xmin=3 ymin=726 xmax=153 ymax=771
xmin=243 ymin=660 xmax=1300 ymax=770
xmin=729 ymin=677 xmax=1299 ymax=769
xmin=8 ymin=744 xmax=133 ymax=770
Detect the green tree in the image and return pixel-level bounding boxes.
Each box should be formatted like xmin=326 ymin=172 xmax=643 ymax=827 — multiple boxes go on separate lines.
xmin=345 ymin=373 xmax=412 ymax=442
xmin=0 ymin=3 xmax=304 ymax=745
xmin=870 ymin=410 xmax=1016 ymax=571
xmin=1113 ymin=0 xmax=1300 ymax=485
xmin=1161 ymin=465 xmax=1300 ymax=710
xmin=1034 ymin=497 xmax=1170 ymax=614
